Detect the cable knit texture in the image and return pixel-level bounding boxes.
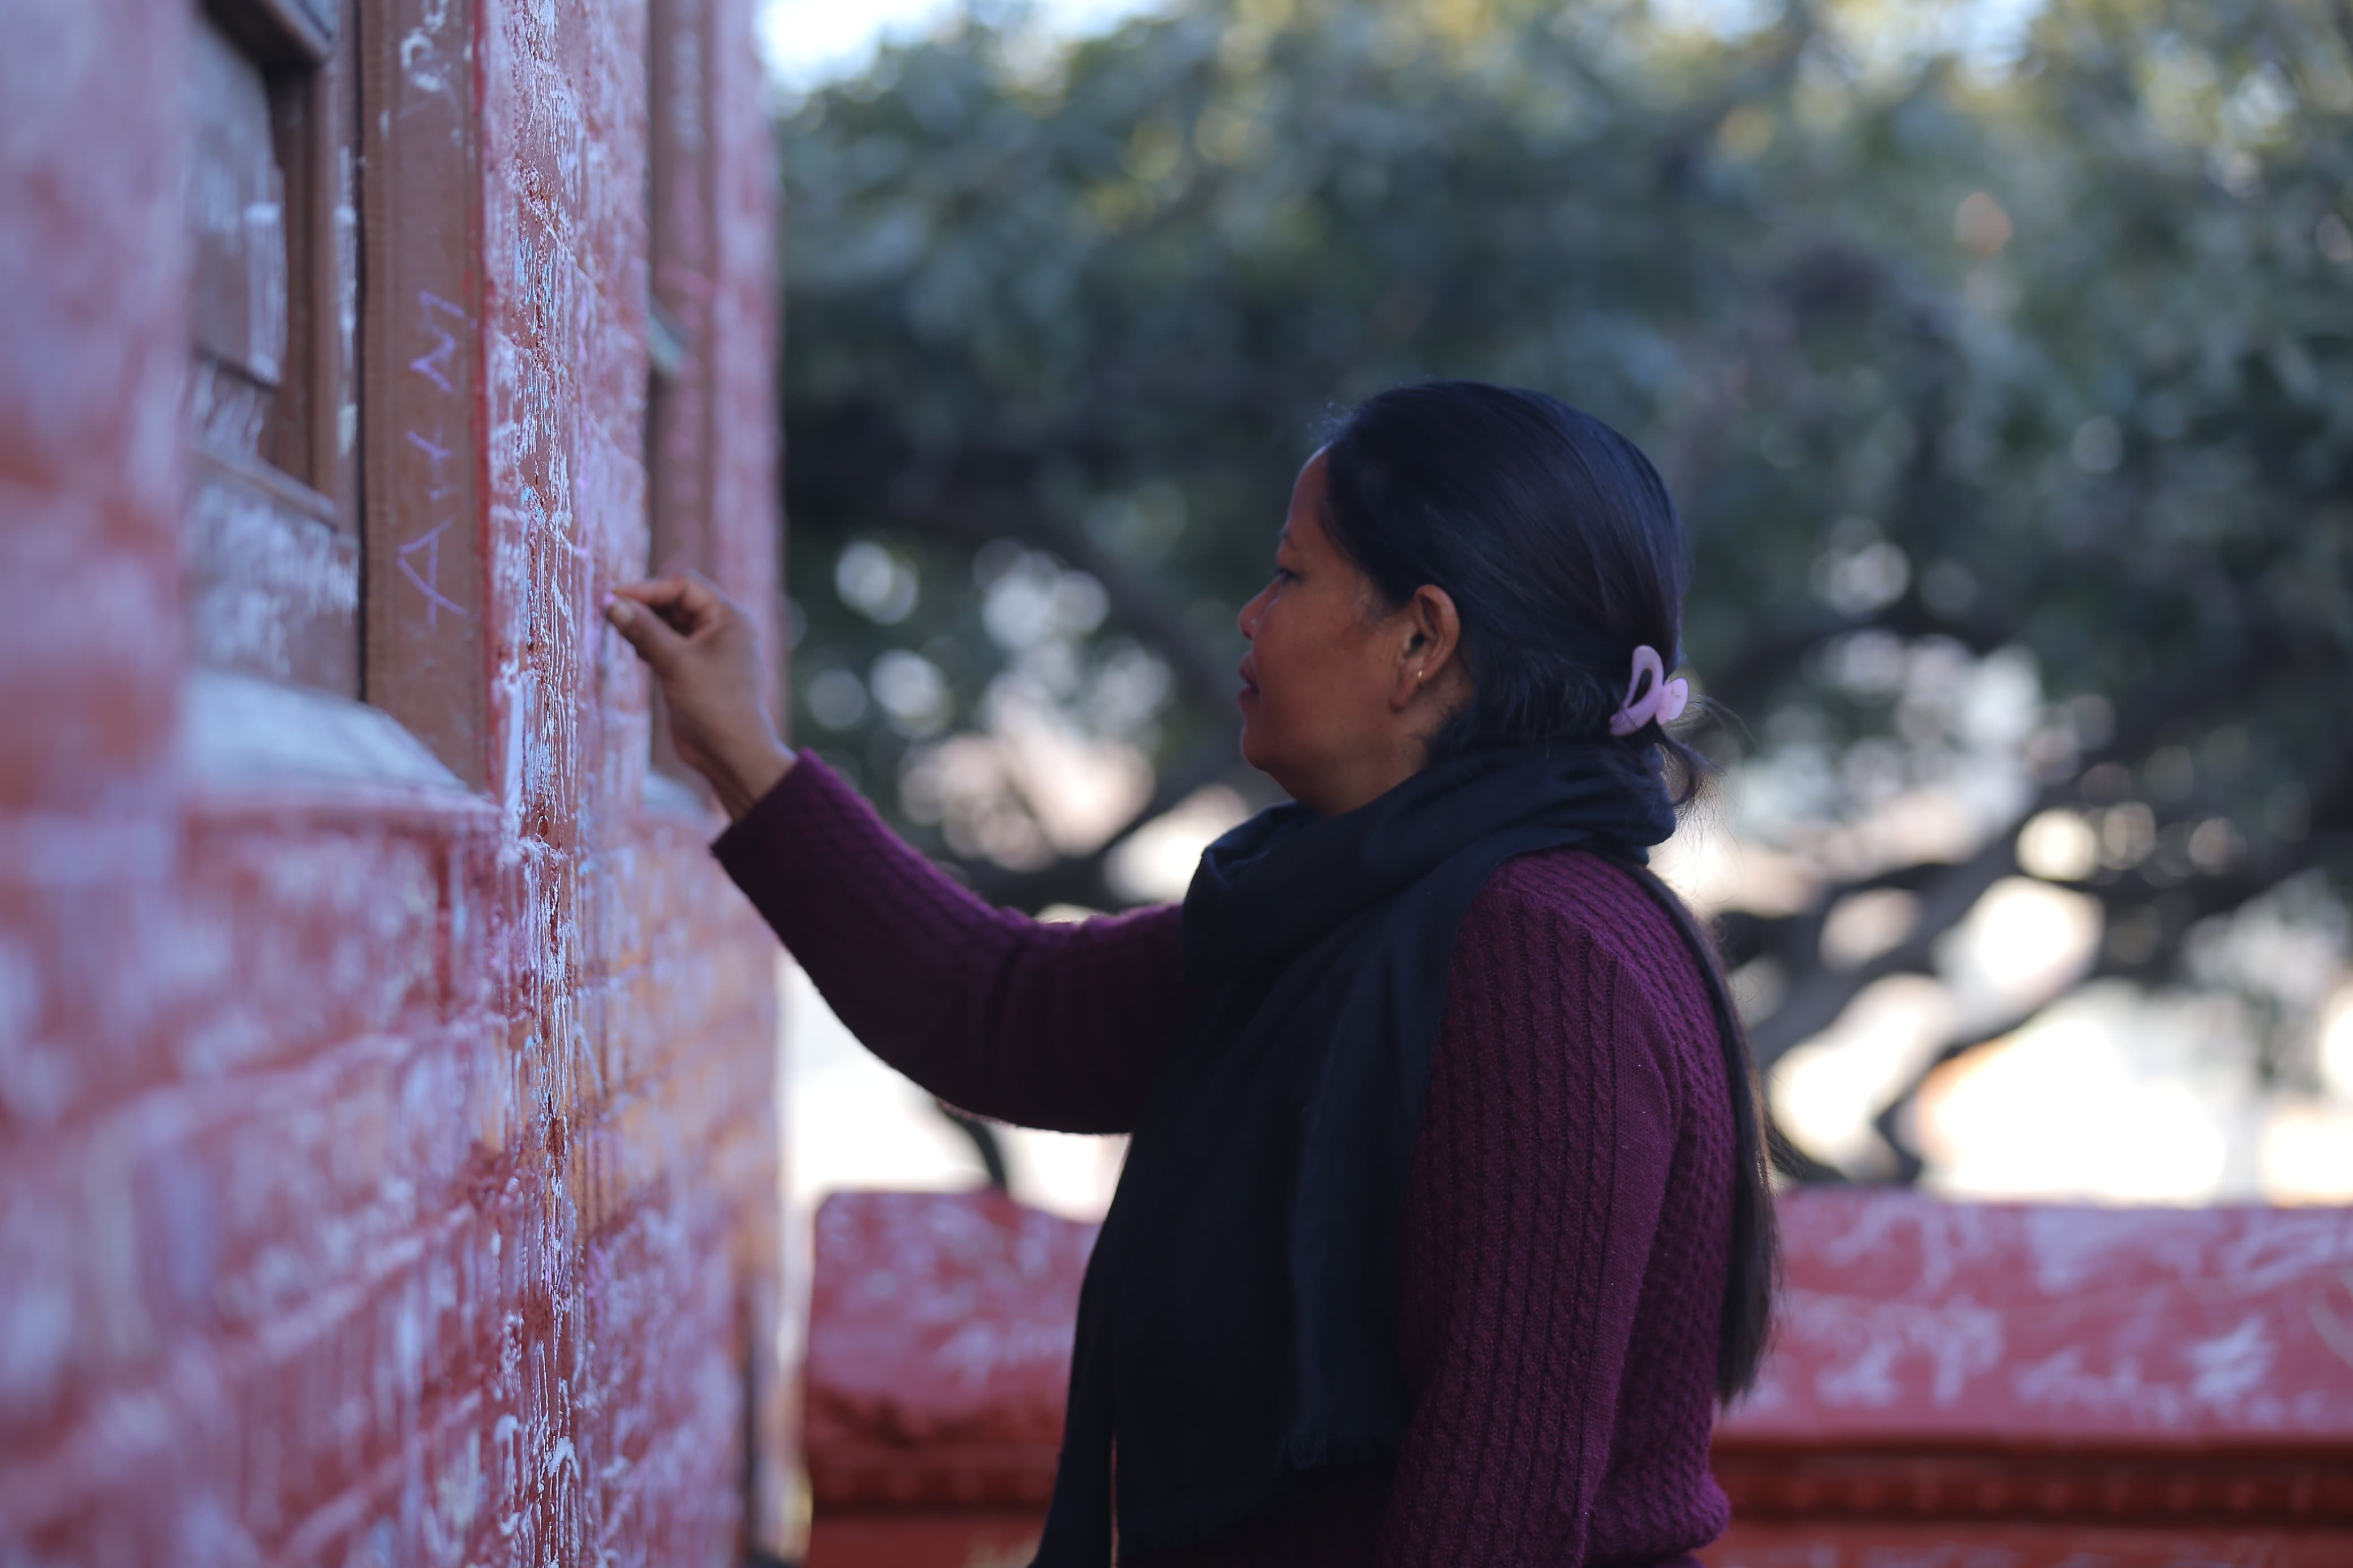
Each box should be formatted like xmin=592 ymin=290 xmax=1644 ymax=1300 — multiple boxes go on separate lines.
xmin=714 ymin=755 xmax=1734 ymax=1568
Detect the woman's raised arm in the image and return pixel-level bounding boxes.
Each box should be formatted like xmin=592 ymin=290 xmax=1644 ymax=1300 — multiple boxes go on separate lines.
xmin=713 ymin=754 xmax=1182 ymax=1133
xmin=608 ymin=573 xmax=1186 ymax=1134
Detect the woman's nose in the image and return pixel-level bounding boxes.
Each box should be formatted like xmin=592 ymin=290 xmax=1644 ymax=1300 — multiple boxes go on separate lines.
xmin=1237 ymin=591 xmax=1265 ymax=641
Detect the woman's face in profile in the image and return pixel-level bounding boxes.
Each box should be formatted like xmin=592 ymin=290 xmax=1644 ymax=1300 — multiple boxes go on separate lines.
xmin=1236 ymin=451 xmax=1420 ymax=809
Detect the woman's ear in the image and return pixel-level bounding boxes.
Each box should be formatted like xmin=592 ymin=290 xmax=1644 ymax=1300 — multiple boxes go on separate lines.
xmin=1389 ymin=584 xmax=1464 ymax=711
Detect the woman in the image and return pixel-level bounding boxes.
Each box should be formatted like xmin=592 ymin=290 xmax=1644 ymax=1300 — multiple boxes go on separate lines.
xmin=607 ymin=381 xmax=1775 ymax=1568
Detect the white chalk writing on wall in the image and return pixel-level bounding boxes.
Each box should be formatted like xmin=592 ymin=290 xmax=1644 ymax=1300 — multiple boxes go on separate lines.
xmin=400 ymin=294 xmax=473 ymax=625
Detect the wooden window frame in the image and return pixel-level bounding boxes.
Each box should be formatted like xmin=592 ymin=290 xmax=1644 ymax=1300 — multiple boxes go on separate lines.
xmin=182 ymin=0 xmax=491 ymax=791
xmin=356 ymin=0 xmax=488 ymax=786
xmin=644 ymin=0 xmax=723 ymax=801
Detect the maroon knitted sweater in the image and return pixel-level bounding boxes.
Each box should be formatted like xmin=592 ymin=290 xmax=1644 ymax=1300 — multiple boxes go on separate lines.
xmin=713 ymin=755 xmax=1735 ymax=1568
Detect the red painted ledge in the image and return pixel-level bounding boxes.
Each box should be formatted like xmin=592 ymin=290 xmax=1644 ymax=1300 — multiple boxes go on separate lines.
xmin=803 ymin=1188 xmax=2353 ymax=1568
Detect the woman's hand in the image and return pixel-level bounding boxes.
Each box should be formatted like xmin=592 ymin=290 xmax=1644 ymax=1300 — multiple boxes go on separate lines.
xmin=605 ymin=573 xmax=795 ymax=820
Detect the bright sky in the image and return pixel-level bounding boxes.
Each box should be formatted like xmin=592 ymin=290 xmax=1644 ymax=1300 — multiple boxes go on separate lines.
xmin=757 ymin=0 xmax=2053 ymax=89
xmin=759 ymin=0 xmax=1168 ymax=89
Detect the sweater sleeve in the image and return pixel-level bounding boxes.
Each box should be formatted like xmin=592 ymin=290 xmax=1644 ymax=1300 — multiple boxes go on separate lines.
xmin=1374 ymin=884 xmax=1682 ymax=1568
xmin=709 ymin=753 xmax=1187 ymax=1135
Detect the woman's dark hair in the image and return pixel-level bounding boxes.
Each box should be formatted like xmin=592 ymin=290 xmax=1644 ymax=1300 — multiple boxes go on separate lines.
xmin=1320 ymin=379 xmax=1777 ymax=1402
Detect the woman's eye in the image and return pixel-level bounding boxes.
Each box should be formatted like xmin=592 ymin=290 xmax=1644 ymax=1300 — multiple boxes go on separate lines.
xmin=1270 ymin=567 xmax=1298 ymax=585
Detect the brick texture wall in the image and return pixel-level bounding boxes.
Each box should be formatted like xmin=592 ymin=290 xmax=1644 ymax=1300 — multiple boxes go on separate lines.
xmin=0 ymin=1 xmax=789 ymax=1563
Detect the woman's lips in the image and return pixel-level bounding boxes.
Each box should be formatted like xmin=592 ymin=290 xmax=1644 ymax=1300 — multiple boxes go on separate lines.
xmin=1237 ymin=658 xmax=1259 ymax=706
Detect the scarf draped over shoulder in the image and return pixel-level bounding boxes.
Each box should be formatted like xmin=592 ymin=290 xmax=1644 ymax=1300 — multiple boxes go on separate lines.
xmin=1032 ymin=740 xmax=1680 ymax=1564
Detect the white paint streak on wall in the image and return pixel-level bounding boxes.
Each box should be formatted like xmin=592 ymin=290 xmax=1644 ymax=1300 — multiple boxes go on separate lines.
xmin=181 ymin=669 xmax=466 ymax=791
xmin=401 ymin=0 xmax=460 ymax=98
xmin=184 ymin=470 xmax=357 ymax=681
xmin=1774 ymin=1288 xmax=2009 ymax=1411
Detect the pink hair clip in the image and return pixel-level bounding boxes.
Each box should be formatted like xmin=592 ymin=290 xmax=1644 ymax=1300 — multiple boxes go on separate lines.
xmin=1608 ymin=645 xmax=1690 ymax=737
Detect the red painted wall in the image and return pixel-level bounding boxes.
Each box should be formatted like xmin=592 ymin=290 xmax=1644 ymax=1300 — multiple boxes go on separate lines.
xmin=0 ymin=1 xmax=788 ymax=1562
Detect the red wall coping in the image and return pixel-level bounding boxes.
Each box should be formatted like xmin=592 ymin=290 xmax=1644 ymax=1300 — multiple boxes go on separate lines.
xmin=808 ymin=1190 xmax=1096 ymax=1510
xmin=805 ymin=1187 xmax=2353 ymax=1530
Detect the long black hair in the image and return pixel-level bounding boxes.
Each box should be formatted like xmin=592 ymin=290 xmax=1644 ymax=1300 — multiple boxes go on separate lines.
xmin=1320 ymin=379 xmax=1777 ymax=1402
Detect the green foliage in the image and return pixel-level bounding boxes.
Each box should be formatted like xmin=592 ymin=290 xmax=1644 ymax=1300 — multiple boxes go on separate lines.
xmin=778 ymin=0 xmax=2353 ymax=1166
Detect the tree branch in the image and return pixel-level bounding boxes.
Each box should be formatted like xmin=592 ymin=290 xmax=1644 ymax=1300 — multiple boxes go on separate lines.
xmin=1737 ymin=647 xmax=2299 ymax=1074
xmin=1866 ymin=839 xmax=2338 ymax=1183
xmin=788 ymin=406 xmax=1239 ymax=713
xmin=1852 ymin=746 xmax=2353 ymax=1183
xmin=960 ymin=729 xmax=1247 ymax=911
xmin=890 ymin=487 xmax=1239 ymax=715
xmin=1747 ymin=822 xmax=2022 ymax=1069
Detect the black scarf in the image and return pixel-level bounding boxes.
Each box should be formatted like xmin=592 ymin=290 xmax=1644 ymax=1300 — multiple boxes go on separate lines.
xmin=1030 ymin=741 xmax=1680 ymax=1565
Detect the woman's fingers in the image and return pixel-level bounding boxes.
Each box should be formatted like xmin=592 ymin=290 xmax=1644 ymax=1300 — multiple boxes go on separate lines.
xmin=606 ymin=571 xmax=753 ymax=676
xmin=605 ymin=593 xmax=690 ymax=672
xmin=613 ymin=572 xmax=732 ymax=634
xmin=605 ymin=571 xmax=761 ymax=706
xmin=603 ymin=571 xmax=792 ymax=817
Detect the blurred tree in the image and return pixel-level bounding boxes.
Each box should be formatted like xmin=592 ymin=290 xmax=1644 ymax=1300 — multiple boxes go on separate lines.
xmin=777 ymin=0 xmax=2353 ymax=1180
